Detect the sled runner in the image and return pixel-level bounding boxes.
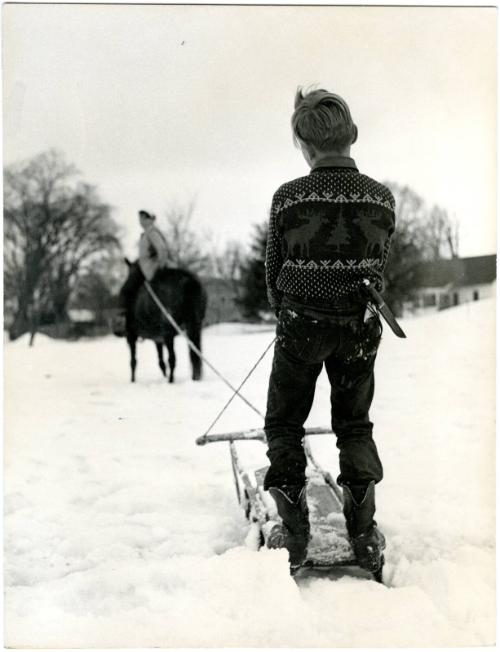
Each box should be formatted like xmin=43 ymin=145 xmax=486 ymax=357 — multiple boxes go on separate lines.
xmin=197 ymin=428 xmax=384 ymax=582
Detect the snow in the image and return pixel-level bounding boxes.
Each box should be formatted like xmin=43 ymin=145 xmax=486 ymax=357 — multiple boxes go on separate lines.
xmin=3 ymin=299 xmax=496 ymax=647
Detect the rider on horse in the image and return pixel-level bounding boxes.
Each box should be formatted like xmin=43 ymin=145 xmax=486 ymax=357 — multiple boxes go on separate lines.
xmin=117 ymin=210 xmax=169 ymax=326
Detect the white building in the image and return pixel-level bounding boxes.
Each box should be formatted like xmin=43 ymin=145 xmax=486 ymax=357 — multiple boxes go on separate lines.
xmin=409 ymin=254 xmax=496 ymax=315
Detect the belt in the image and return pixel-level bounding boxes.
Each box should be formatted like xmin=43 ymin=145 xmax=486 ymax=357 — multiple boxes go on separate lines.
xmin=282 ymin=294 xmax=365 ymax=319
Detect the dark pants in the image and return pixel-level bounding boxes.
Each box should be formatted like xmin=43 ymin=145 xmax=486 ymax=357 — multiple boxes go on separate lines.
xmin=264 ymin=304 xmax=384 ymax=492
xmin=119 ymin=265 xmax=145 ymax=314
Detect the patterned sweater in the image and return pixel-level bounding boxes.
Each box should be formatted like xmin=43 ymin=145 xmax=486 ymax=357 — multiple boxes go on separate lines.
xmin=265 ymin=157 xmax=396 ymax=311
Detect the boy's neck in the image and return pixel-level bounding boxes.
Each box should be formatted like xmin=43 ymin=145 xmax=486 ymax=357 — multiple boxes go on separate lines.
xmin=300 ymin=142 xmax=352 ymax=169
xmin=310 ymin=148 xmax=352 ymax=168
xmin=311 ymin=153 xmax=356 ymax=171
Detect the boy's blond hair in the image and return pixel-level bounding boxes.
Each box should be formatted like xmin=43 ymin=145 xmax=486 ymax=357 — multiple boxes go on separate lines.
xmin=291 ymin=87 xmax=357 ymax=152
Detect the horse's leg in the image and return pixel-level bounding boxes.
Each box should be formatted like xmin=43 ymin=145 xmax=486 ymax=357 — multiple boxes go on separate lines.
xmin=165 ymin=334 xmax=176 ymax=383
xmin=156 ymin=342 xmax=167 ymax=378
xmin=186 ymin=320 xmax=203 ymax=381
xmin=127 ymin=335 xmax=137 ymax=383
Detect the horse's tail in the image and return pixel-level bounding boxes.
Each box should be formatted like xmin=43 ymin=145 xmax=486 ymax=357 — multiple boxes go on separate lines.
xmin=185 ymin=273 xmax=207 ymax=324
xmin=183 ymin=275 xmax=206 ymax=380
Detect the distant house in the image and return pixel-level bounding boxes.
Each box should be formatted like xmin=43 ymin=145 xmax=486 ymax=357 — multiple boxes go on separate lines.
xmin=67 ymin=308 xmax=95 ymax=323
xmin=408 ymin=254 xmax=496 ymax=314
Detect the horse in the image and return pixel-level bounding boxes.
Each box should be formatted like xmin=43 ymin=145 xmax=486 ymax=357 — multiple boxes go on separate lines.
xmin=112 ymin=260 xmax=207 ymax=383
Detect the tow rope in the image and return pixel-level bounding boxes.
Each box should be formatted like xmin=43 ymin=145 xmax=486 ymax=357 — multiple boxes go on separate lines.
xmin=144 ymin=281 xmax=273 ymax=426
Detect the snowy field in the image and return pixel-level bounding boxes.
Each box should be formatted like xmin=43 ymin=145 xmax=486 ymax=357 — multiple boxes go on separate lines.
xmin=4 ymin=299 xmax=496 ymax=648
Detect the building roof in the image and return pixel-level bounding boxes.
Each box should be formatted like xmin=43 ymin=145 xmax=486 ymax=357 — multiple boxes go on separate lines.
xmin=415 ymin=254 xmax=496 ymax=288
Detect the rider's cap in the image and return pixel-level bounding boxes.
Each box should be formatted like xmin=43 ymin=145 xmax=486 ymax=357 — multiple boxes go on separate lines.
xmin=138 ymin=210 xmax=155 ymax=221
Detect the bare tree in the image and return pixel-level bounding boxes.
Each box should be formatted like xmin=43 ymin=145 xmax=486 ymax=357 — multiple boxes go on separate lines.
xmin=4 ymin=149 xmax=121 ymax=342
xmin=423 ymin=205 xmax=460 ymax=260
xmin=71 ymin=252 xmax=124 ymax=325
xmin=382 ymin=182 xmax=460 ymax=315
xmin=158 ymin=200 xmax=211 ymax=274
xmin=210 ymin=239 xmax=244 ymax=290
xmin=441 ymin=209 xmax=460 ymax=259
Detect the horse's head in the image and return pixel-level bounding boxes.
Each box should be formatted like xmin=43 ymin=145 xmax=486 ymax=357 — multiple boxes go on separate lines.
xmin=124 ymin=257 xmax=140 ymax=274
xmin=111 ymin=258 xmax=140 ymax=337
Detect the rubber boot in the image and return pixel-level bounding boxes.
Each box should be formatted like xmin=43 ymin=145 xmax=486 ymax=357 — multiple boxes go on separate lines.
xmin=268 ymin=486 xmax=310 ymax=574
xmin=342 ymin=481 xmax=386 ymax=574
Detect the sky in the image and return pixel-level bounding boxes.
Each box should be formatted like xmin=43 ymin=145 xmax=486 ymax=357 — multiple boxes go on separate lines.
xmin=2 ymin=4 xmax=497 ymax=259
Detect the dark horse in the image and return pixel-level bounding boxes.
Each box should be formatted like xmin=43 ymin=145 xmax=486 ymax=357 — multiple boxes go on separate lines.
xmin=112 ymin=260 xmax=207 ymax=383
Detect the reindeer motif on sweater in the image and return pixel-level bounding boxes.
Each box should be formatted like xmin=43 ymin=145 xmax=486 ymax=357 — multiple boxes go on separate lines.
xmin=284 ymin=211 xmax=330 ymax=258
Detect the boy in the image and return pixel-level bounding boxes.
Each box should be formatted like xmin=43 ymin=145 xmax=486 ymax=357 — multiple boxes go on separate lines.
xmin=118 ymin=210 xmax=169 ymax=325
xmin=264 ymin=87 xmax=395 ymax=574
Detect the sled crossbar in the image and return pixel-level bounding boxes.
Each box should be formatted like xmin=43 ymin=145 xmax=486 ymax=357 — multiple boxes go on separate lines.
xmin=196 ymin=426 xmax=332 ymax=446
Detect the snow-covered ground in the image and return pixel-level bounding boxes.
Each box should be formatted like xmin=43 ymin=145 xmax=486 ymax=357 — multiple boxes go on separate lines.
xmin=4 ymin=299 xmax=496 ymax=647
